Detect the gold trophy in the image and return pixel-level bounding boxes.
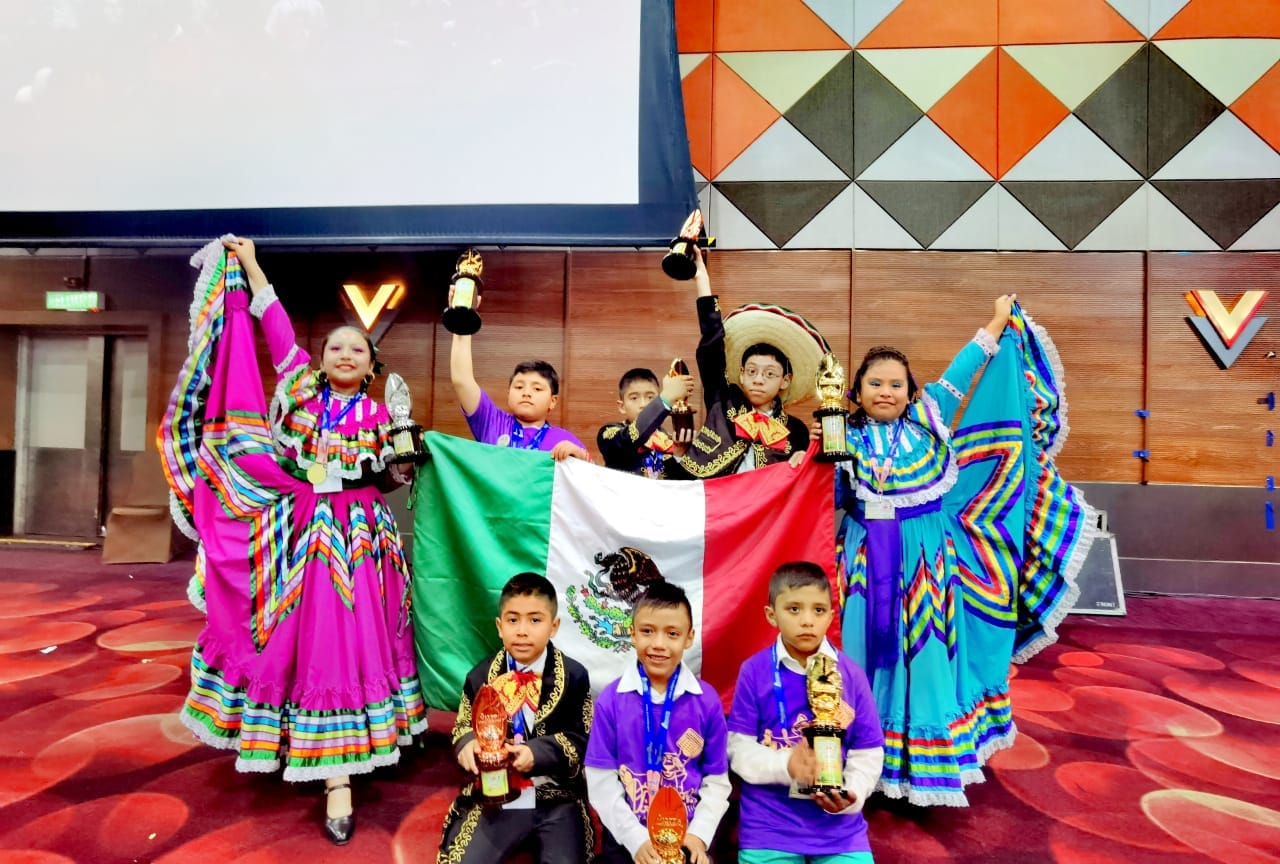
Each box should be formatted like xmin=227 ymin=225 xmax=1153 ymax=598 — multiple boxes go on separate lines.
xmin=383 ymin=372 xmax=428 ymax=464
xmin=443 ymin=248 xmax=484 ymax=335
xmin=471 ymin=685 xmax=517 ymax=804
xmin=813 ymin=353 xmax=854 ymax=463
xmin=662 ymin=210 xmax=714 ymax=281
xmin=648 ymin=785 xmax=689 ymax=864
xmin=799 ymin=654 xmax=849 ymax=794
xmin=667 ymin=358 xmax=695 ymax=441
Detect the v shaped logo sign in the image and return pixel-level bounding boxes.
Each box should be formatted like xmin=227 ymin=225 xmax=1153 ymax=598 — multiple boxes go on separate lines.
xmin=341 ymin=282 xmax=406 ymax=343
xmin=1184 ymin=290 xmax=1269 ymax=369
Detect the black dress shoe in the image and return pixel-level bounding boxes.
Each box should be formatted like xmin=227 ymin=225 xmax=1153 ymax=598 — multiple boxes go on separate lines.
xmin=323 ymin=782 xmax=356 ymax=846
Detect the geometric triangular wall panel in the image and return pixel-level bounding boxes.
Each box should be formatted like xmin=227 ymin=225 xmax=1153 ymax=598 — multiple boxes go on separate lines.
xmin=677 ymin=4 xmax=1280 ymax=250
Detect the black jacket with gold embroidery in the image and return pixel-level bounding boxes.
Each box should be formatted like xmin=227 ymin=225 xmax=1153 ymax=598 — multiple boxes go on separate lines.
xmin=596 ymin=394 xmax=674 ymax=476
xmin=451 ymin=643 xmax=592 ymax=802
xmin=669 ymin=295 xmax=809 ymax=479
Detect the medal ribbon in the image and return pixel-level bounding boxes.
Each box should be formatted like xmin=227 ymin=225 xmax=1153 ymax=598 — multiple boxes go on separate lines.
xmin=770 ymin=642 xmax=789 ymax=731
xmin=505 ymin=654 xmax=539 ymax=740
xmin=638 ymin=662 xmax=679 ymax=784
xmin=316 ymin=388 xmax=363 ymax=464
xmin=859 ymin=419 xmax=904 ymax=491
xmin=509 ymin=418 xmax=551 ymax=450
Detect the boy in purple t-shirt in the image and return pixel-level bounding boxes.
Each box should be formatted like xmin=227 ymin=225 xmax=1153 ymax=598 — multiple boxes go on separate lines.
xmin=448 ymin=288 xmax=589 ymax=460
xmin=727 ymin=562 xmax=885 ymax=864
xmin=586 ymin=581 xmax=730 ymax=864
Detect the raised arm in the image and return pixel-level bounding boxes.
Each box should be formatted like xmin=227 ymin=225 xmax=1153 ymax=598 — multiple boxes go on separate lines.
xmin=692 ymin=249 xmax=729 ymax=413
xmin=227 ymin=236 xmax=307 ymax=374
xmin=922 ymin=294 xmax=1016 ymax=426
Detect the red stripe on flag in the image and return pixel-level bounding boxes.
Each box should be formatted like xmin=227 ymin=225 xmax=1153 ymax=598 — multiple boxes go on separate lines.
xmin=699 ymin=444 xmax=838 ymax=710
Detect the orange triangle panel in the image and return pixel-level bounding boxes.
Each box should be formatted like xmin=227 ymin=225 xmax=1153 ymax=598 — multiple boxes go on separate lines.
xmin=1232 ymin=60 xmax=1280 ymax=153
xmin=997 ymin=50 xmax=1069 ymax=178
xmin=675 ymin=0 xmax=713 ymax=53
xmin=709 ymin=58 xmax=781 ymax=178
xmin=929 ymin=50 xmax=998 ymax=178
xmin=859 ymin=0 xmax=998 ymax=49
xmin=714 ymin=0 xmax=850 ymax=51
xmin=1156 ymin=0 xmax=1280 ymax=39
xmin=998 ymin=0 xmax=1144 ymax=44
xmin=682 ymin=58 xmax=714 ymax=180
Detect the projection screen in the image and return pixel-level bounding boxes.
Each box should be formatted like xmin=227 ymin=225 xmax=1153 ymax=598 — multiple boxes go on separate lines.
xmin=0 ymin=0 xmax=696 ymax=246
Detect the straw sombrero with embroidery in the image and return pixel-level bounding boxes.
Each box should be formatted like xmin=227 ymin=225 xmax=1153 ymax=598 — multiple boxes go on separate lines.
xmin=723 ymin=303 xmax=831 ymax=404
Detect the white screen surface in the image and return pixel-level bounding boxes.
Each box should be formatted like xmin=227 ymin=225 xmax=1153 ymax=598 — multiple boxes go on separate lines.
xmin=1 ymin=1 xmax=641 ymax=211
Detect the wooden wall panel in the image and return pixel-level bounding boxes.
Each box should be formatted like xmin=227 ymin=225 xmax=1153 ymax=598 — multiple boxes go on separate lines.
xmin=851 ymin=251 xmax=1145 ymax=483
xmin=1147 ymin=253 xmax=1280 ymax=486
xmin=429 ymin=251 xmax=568 ymax=438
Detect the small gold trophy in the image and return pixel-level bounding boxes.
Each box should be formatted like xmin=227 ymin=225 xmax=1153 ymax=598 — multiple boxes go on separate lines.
xmin=800 ymin=654 xmax=848 ymax=794
xmin=443 ymin=248 xmax=484 ymax=335
xmin=813 ymin=353 xmax=854 ymax=463
xmin=383 ymin=373 xmax=428 ymax=465
xmin=662 ymin=210 xmax=714 ymax=281
xmin=667 ymin=357 xmax=695 ymax=440
xmin=471 ymin=685 xmax=517 ymax=805
xmin=648 ymin=785 xmax=689 ymax=864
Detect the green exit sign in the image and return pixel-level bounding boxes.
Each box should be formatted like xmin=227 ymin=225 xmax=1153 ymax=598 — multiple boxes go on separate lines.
xmin=45 ymin=291 xmax=103 ymax=312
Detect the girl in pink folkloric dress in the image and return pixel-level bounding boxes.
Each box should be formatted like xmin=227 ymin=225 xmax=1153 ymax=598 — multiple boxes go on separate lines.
xmin=162 ymin=237 xmax=425 ymax=846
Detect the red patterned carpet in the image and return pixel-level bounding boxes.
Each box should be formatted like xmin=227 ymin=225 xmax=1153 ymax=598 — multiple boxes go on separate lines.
xmin=1 ymin=548 xmax=1278 ymax=863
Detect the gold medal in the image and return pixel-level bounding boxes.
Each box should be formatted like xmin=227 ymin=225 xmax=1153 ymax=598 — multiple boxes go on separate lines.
xmin=306 ymin=463 xmax=328 ymax=485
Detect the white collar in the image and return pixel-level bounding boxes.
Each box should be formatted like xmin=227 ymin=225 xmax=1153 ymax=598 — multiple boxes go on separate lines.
xmin=773 ymin=634 xmax=838 ymax=675
xmin=617 ymin=660 xmax=702 ymax=698
xmin=506 ymin=648 xmax=548 ymax=675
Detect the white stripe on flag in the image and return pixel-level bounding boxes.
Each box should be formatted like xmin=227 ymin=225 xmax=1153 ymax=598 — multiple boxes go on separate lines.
xmin=546 ymin=458 xmax=706 ymax=693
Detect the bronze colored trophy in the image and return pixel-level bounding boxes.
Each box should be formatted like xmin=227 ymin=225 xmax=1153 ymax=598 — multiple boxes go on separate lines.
xmin=471 ymin=685 xmax=517 ymax=804
xmin=383 ymin=373 xmax=429 ymax=465
xmin=799 ymin=654 xmax=849 ymax=794
xmin=648 ymin=785 xmax=689 ymax=864
xmin=667 ymin=358 xmax=695 ymax=440
xmin=813 ymin=353 xmax=854 ymax=463
xmin=443 ymin=248 xmax=484 ymax=335
xmin=662 ymin=210 xmax=714 ymax=281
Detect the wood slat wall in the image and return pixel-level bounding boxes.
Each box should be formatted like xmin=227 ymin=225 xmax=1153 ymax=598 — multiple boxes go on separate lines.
xmin=0 ymin=249 xmax=1271 ymax=488
xmin=1147 ymin=253 xmax=1280 ymax=486
xmin=851 ymin=251 xmax=1146 ymax=483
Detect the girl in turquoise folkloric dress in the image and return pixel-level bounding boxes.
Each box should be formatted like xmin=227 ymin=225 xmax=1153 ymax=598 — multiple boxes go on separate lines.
xmin=835 ymin=295 xmax=1095 ymax=807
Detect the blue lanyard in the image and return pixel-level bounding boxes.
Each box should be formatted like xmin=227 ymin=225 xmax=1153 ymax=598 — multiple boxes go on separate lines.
xmin=642 ymin=448 xmax=664 ymax=476
xmin=319 ymin=388 xmax=362 ymax=436
xmin=506 ymin=654 xmax=532 ymax=739
xmin=859 ymin=419 xmax=904 ymax=487
xmin=638 ymin=662 xmax=679 ymax=778
xmin=509 ymin=418 xmax=551 ymax=450
xmin=770 ymin=643 xmax=789 ymax=731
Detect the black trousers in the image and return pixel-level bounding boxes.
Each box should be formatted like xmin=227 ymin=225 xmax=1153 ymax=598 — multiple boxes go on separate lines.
xmin=437 ymin=797 xmax=591 ymax=864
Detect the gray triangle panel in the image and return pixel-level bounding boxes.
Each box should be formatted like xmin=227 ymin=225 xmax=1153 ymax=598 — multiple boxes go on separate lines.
xmin=1076 ymin=44 xmax=1149 ymax=178
xmin=1002 ymin=181 xmax=1144 ymax=249
xmin=1148 ymin=44 xmax=1226 ymax=178
xmin=1152 ymin=179 xmax=1280 ymax=249
xmin=848 ymin=52 xmax=922 ymax=180
xmin=855 ymin=181 xmax=991 ymax=248
xmin=786 ymin=54 xmax=855 ymax=180
xmin=715 ymin=181 xmax=852 ymax=248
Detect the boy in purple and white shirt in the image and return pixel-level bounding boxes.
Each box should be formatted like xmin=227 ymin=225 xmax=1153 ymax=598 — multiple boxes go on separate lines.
xmin=448 ymin=288 xmax=589 ymax=459
xmin=586 ymin=581 xmax=730 ymax=864
xmin=728 ymin=562 xmax=884 ymax=864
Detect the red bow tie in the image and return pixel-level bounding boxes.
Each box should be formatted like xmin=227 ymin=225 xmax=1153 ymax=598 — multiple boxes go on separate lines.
xmin=734 ymin=411 xmax=789 ymax=450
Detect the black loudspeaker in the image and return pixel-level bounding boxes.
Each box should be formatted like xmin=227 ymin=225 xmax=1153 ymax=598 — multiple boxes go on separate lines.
xmin=1067 ymin=517 xmax=1125 ymax=615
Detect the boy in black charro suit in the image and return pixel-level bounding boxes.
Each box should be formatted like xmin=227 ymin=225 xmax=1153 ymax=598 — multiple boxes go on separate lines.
xmin=437 ymin=572 xmax=593 ymax=864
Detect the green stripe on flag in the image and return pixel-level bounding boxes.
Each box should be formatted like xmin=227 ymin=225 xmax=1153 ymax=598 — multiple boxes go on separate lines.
xmin=410 ymin=432 xmax=555 ymax=710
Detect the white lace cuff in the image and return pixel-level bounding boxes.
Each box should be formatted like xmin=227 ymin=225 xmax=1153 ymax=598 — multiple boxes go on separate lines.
xmin=249 ymin=284 xmax=279 ymax=318
xmin=974 ymin=327 xmax=1000 ymax=357
xmin=273 ymin=344 xmax=300 ymax=374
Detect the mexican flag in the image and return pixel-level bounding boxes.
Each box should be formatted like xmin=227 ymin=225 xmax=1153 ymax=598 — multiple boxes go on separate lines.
xmin=410 ymin=432 xmax=836 ymax=711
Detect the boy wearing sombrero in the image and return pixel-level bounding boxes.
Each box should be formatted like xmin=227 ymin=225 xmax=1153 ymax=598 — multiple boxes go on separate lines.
xmin=668 ymin=248 xmax=826 ymax=479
